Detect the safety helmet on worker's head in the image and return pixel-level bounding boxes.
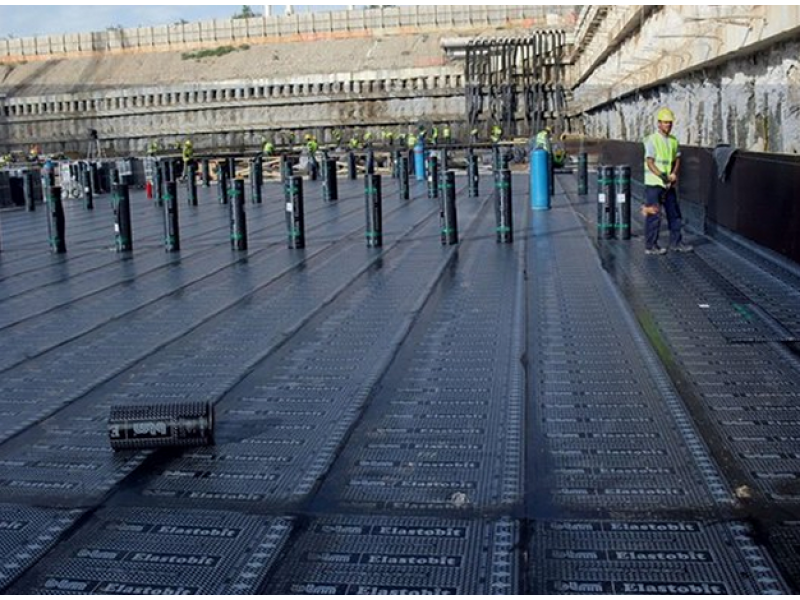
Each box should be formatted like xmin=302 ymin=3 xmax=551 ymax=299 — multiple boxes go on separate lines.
xmin=656 ymin=107 xmax=675 ymax=123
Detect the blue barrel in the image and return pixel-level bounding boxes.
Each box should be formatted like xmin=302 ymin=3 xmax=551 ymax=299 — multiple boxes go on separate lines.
xmin=414 ymin=139 xmax=426 ymax=181
xmin=530 ymin=148 xmax=551 ymax=210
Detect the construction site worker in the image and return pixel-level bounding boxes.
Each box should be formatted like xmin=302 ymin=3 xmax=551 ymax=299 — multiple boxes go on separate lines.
xmin=442 ymin=124 xmax=451 ymax=145
xmin=182 ymin=139 xmax=194 ymax=164
xmin=147 ymin=140 xmax=160 ymax=156
xmin=363 ymin=131 xmax=373 ymax=147
xmin=535 ymin=127 xmax=552 ymax=153
xmin=332 ymin=129 xmax=343 ymax=148
xmin=262 ymin=139 xmax=275 ymax=156
xmin=490 ymin=125 xmax=502 ymax=144
xmin=304 ymin=135 xmax=319 ymax=178
xmin=349 ymin=136 xmax=360 ymax=150
xmin=643 ymin=107 xmax=692 ymax=254
xmin=407 ymin=132 xmax=417 ymax=149
xmin=431 ymin=126 xmax=439 ymax=146
xmin=552 ymin=144 xmax=567 ymax=168
xmin=0 ymin=154 xmax=10 ymax=168
xmin=306 ymin=136 xmax=318 ymax=155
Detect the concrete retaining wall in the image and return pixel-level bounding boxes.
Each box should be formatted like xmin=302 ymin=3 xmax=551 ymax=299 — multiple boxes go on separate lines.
xmin=0 ymin=67 xmax=470 ymax=155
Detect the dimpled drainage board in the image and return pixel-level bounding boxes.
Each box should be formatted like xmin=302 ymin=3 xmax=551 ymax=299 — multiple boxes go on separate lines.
xmin=767 ymin=521 xmax=800 ymax=591
xmin=313 ymin=215 xmax=526 ymax=512
xmin=0 ymin=504 xmax=83 ymax=592
xmin=6 ymin=507 xmax=291 ymax=594
xmin=529 ymin=519 xmax=790 ymax=594
xmin=262 ymin=516 xmax=518 ymax=594
xmin=0 ymin=415 xmax=148 ymax=505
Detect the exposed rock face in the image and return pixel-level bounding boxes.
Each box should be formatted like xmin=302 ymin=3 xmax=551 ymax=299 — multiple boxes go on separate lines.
xmin=583 ymin=35 xmax=800 ymax=154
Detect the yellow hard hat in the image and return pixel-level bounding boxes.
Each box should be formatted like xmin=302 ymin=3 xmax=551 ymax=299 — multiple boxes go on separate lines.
xmin=657 ymin=107 xmax=675 ymax=122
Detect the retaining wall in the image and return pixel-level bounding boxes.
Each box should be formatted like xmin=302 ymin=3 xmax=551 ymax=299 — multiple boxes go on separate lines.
xmin=0 ymin=67 xmax=469 ymax=155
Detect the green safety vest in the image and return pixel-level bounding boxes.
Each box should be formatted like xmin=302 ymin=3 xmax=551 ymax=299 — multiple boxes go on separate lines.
xmin=644 ymin=132 xmax=679 ymax=188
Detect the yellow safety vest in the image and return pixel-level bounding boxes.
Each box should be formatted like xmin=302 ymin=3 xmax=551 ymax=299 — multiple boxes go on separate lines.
xmin=644 ymin=132 xmax=679 ymax=188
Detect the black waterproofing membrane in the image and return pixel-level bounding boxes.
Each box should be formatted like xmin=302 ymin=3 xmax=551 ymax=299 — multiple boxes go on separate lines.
xmin=0 ymin=163 xmax=798 ymax=593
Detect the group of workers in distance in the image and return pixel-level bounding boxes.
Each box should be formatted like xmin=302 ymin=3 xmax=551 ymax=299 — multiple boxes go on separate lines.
xmin=138 ymin=108 xmax=689 ymax=256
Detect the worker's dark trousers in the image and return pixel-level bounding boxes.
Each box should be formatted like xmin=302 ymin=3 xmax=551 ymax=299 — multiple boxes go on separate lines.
xmin=645 ymin=185 xmax=683 ymax=249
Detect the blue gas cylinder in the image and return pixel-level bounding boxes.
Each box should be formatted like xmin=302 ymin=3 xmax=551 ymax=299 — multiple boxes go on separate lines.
xmin=414 ymin=139 xmax=426 ymax=181
xmin=530 ymin=148 xmax=551 ymax=210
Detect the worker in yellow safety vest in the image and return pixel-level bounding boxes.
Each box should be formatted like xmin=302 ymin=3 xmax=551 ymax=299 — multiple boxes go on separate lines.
xmin=642 ymin=107 xmax=692 ymax=255
xmin=442 ymin=124 xmax=451 ymax=145
xmin=534 ymin=127 xmax=552 ymax=153
xmin=178 ymin=139 xmax=194 ymax=180
xmin=552 ymin=144 xmax=567 ymax=167
xmin=182 ymin=139 xmax=194 ymax=163
xmin=490 ymin=125 xmax=502 ymax=144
